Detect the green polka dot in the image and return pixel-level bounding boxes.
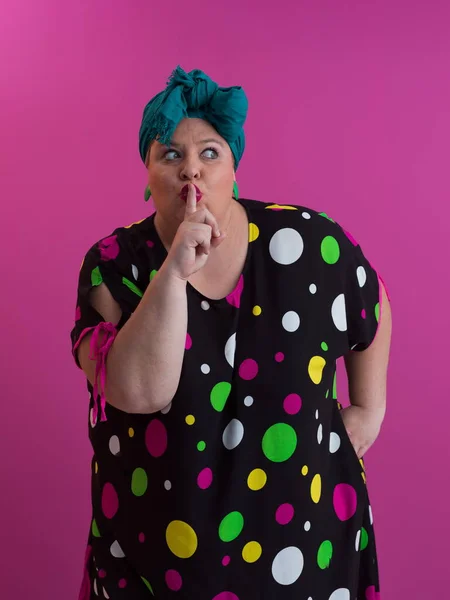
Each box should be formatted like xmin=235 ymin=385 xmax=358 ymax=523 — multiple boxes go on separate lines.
xmin=150 ymin=269 xmax=158 ymax=281
xmin=91 ymin=518 xmax=100 ymax=538
xmin=131 ymin=467 xmax=148 ymax=497
xmin=325 ymin=389 xmax=329 ymax=399
xmin=318 ymin=212 xmax=335 ymax=222
xmin=219 ymin=511 xmax=244 ymax=542
xmin=317 ymin=540 xmax=333 ymax=569
xmin=332 ymin=371 xmax=337 ymax=400
xmin=122 ymin=276 xmax=143 ymax=297
xmin=321 ymin=342 xmax=328 ymax=351
xmin=91 ymin=266 xmax=103 ymax=287
xmin=375 ymin=302 xmax=380 ymax=323
xmin=210 ymin=382 xmax=232 ymax=412
xmin=321 ymin=236 xmax=340 ymax=264
xmin=360 ymin=527 xmax=369 ymax=550
xmin=197 ymin=441 xmax=206 ymax=452
xmin=262 ymin=423 xmax=297 ymax=462
xmin=141 ymin=577 xmax=154 ymax=595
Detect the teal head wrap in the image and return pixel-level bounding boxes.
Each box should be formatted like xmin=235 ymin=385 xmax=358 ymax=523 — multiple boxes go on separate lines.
xmin=139 ymin=66 xmax=248 ymax=170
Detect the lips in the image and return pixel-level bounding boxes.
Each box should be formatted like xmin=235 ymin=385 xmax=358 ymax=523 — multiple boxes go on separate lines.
xmin=180 ymin=184 xmax=202 ymax=202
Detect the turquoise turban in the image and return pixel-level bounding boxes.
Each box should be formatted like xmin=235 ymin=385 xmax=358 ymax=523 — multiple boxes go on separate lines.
xmin=139 ymin=66 xmax=248 ymax=170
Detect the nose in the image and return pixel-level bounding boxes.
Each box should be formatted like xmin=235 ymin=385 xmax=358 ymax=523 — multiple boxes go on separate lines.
xmin=180 ymin=157 xmax=201 ymax=181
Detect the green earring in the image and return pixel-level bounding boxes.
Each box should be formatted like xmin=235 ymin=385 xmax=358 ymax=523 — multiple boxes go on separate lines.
xmin=144 ymin=186 xmax=151 ymax=202
xmin=233 ymin=181 xmax=239 ymax=200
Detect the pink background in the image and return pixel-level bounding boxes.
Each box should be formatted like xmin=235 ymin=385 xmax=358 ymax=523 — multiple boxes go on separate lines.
xmin=1 ymin=0 xmax=448 ymax=597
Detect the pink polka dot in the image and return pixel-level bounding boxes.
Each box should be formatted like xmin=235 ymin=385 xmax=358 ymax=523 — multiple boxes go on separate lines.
xmin=222 ymin=555 xmax=231 ymax=566
xmin=197 ymin=467 xmax=213 ymax=490
xmin=333 ymin=483 xmax=358 ymax=521
xmin=239 ymin=358 xmax=259 ymax=380
xmin=365 ymin=585 xmax=381 ymax=600
xmin=146 ymin=240 xmax=155 ymax=248
xmin=145 ymin=419 xmax=168 ymax=457
xmin=165 ymin=569 xmax=182 ymax=591
xmin=118 ymin=579 xmax=127 ymax=588
xmin=283 ymin=393 xmax=302 ymax=415
xmin=361 ymin=309 xmax=367 ymax=319
xmin=98 ymin=235 xmax=119 ymax=261
xmin=185 ymin=333 xmax=192 ymax=350
xmin=98 ymin=569 xmax=106 ymax=578
xmin=75 ymin=306 xmax=81 ymax=321
xmin=212 ymin=593 xmax=239 ymax=600
xmin=275 ymin=352 xmax=285 ymax=362
xmin=138 ymin=532 xmax=145 ymax=543
xmin=226 ymin=274 xmax=244 ymax=308
xmin=101 ymin=483 xmax=118 ymax=519
xmin=275 ymin=503 xmax=295 ymax=525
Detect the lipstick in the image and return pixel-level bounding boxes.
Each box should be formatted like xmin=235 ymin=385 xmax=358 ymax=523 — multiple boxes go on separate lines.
xmin=180 ymin=184 xmax=202 ymax=202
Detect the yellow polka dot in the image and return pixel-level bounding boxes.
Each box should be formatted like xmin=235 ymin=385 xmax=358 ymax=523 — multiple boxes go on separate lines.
xmin=249 ymin=223 xmax=260 ymax=242
xmin=94 ymin=462 xmax=98 ymax=474
xmin=301 ymin=465 xmax=309 ymax=476
xmin=124 ymin=218 xmax=146 ymax=229
xmin=242 ymin=541 xmax=262 ymax=563
xmin=311 ymin=473 xmax=322 ymax=503
xmin=253 ymin=305 xmax=262 ymax=316
xmin=308 ymin=356 xmax=326 ymax=384
xmin=247 ymin=468 xmax=267 ymax=491
xmin=265 ymin=204 xmax=299 ymax=211
xmin=166 ymin=520 xmax=198 ymax=558
xmin=360 ymin=458 xmax=365 ymax=472
xmin=128 ymin=428 xmax=134 ymax=438
xmin=361 ymin=472 xmax=367 ymax=484
xmin=185 ymin=415 xmax=195 ymax=426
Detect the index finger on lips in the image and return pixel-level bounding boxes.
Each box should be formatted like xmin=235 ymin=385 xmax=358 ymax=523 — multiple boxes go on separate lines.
xmin=184 ymin=184 xmax=197 ymax=219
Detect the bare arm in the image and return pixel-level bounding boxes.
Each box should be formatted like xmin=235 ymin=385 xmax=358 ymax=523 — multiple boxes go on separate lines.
xmin=342 ymin=281 xmax=392 ymax=457
xmin=77 ymin=264 xmax=188 ymax=414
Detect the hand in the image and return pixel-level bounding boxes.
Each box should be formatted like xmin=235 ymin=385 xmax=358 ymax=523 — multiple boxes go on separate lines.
xmin=164 ymin=183 xmax=227 ymax=280
xmin=340 ymin=405 xmax=384 ymax=459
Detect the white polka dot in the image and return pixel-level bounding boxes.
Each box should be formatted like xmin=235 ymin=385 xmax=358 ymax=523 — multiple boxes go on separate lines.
xmin=103 ymin=588 xmax=110 ymax=599
xmin=269 ymin=228 xmax=304 ymax=265
xmin=357 ymin=266 xmax=367 ymax=288
xmin=355 ymin=529 xmax=361 ymax=551
xmin=164 ymin=480 xmax=172 ymax=490
xmin=244 ymin=396 xmax=254 ymax=407
xmin=328 ymin=589 xmax=350 ymax=600
xmin=132 ymin=264 xmax=139 ymax=280
xmin=309 ymin=284 xmax=317 ymax=294
xmin=222 ymin=419 xmax=244 ymax=450
xmin=282 ymin=311 xmax=300 ymax=332
xmin=304 ymin=521 xmax=311 ymax=531
xmin=110 ymin=540 xmax=125 ymax=558
xmin=317 ymin=424 xmax=323 ymax=444
xmin=329 ymin=432 xmax=341 ymax=453
xmin=160 ymin=402 xmax=172 ymax=414
xmin=201 ymin=364 xmax=211 ymax=374
xmin=272 ymin=546 xmax=304 ymax=585
xmin=109 ymin=435 xmax=120 ymax=456
xmin=302 ymin=212 xmax=311 ymax=219
xmin=315 ymin=409 xmax=319 ymax=420
xmin=93 ymin=579 xmax=98 ymax=596
xmin=225 ymin=333 xmax=237 ymax=368
xmin=201 ymin=300 xmax=210 ymax=310
xmin=90 ymin=408 xmax=96 ymax=428
xmin=331 ymin=294 xmax=347 ymax=332
xmin=369 ymin=505 xmax=373 ymax=525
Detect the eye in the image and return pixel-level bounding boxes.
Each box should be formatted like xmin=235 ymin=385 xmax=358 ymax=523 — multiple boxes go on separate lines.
xmin=202 ymin=147 xmax=219 ymax=159
xmin=163 ymin=149 xmax=180 ymax=160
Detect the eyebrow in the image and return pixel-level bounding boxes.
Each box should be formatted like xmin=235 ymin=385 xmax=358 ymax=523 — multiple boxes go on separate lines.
xmin=167 ymin=138 xmax=226 ymax=148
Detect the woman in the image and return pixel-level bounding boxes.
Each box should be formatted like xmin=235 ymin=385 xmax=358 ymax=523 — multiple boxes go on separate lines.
xmin=71 ymin=66 xmax=391 ymax=600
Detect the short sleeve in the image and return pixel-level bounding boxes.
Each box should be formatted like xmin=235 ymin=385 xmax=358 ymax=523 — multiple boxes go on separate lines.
xmin=70 ymin=232 xmax=145 ymax=369
xmin=341 ymin=229 xmax=387 ymax=352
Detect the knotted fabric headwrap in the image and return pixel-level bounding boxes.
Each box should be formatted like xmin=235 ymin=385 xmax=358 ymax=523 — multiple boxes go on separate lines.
xmin=139 ymin=66 xmax=248 ymax=170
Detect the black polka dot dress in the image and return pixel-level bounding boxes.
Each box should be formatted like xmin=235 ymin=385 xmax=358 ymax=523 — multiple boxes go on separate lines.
xmin=71 ymin=199 xmax=385 ymax=600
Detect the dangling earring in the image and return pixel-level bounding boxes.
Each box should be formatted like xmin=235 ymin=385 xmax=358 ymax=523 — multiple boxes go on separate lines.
xmin=144 ymin=186 xmax=151 ymax=202
xmin=233 ymin=181 xmax=239 ymax=200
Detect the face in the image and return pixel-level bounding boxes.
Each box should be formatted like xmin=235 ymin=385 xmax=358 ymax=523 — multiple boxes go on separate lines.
xmin=146 ymin=118 xmax=236 ymax=228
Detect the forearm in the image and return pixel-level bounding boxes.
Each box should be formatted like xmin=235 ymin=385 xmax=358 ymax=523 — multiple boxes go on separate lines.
xmin=106 ymin=263 xmax=188 ymax=413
